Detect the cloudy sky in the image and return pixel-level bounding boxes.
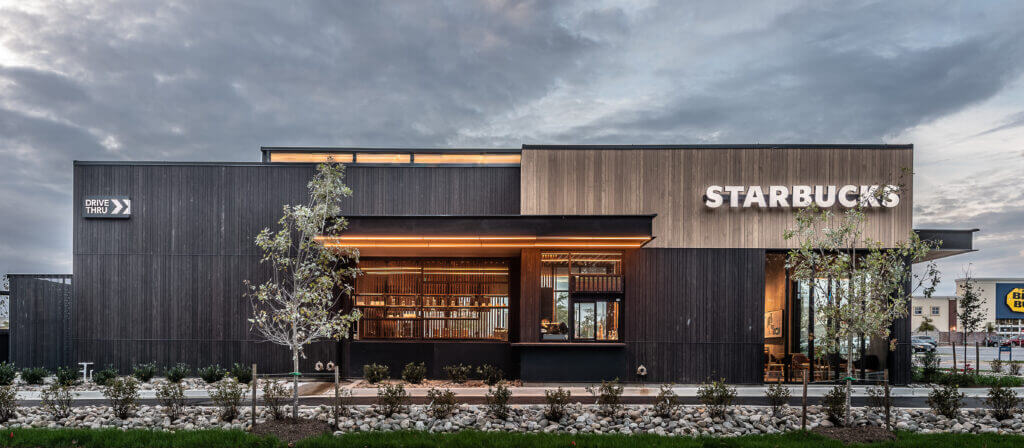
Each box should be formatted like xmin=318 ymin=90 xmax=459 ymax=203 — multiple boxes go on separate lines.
xmin=1 ymin=0 xmax=1022 ymax=295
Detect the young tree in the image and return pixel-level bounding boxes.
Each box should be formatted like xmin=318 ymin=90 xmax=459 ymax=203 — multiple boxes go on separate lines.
xmin=1 ymin=275 xmax=8 ymax=329
xmin=957 ymin=267 xmax=985 ymax=374
xmin=246 ymin=162 xmax=361 ymax=419
xmin=916 ymin=316 xmax=937 ymax=333
xmin=784 ymin=185 xmax=940 ymax=427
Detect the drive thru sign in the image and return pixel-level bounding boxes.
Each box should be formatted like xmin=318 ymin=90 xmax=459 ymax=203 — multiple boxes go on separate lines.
xmin=83 ymin=196 xmax=131 ymax=218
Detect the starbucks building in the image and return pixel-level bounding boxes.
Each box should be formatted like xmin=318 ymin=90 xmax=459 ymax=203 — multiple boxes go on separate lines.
xmin=7 ymin=144 xmax=976 ymax=384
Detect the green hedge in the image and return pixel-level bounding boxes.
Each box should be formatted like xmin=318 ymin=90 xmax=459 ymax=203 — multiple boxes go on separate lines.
xmin=913 ymin=368 xmax=1024 ymax=387
xmin=2 ymin=429 xmax=1024 ymax=448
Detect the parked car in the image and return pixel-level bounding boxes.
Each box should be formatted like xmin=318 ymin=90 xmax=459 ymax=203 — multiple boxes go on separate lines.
xmin=915 ymin=335 xmax=938 ymax=348
xmin=912 ymin=338 xmax=936 ymax=352
xmin=984 ymin=335 xmax=1006 ymax=347
xmin=1003 ymin=335 xmax=1024 ymax=347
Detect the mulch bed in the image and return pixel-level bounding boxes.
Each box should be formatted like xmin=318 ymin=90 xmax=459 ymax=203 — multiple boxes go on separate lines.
xmin=251 ymin=418 xmax=333 ymax=444
xmin=812 ymin=426 xmax=897 ymax=444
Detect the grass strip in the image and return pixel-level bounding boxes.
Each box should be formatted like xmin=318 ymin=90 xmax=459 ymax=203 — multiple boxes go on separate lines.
xmin=0 ymin=428 xmax=1023 ymax=448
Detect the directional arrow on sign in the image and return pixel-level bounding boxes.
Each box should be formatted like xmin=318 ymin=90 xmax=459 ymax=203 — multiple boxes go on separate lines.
xmin=83 ymin=195 xmax=132 ymax=219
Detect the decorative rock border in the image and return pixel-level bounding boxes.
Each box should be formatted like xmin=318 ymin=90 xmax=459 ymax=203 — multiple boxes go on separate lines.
xmin=13 ymin=378 xmax=210 ymax=392
xmin=2 ymin=404 xmax=1023 ymax=436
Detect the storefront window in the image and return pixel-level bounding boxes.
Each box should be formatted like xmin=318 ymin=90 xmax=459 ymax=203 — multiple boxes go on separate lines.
xmin=353 ymin=258 xmax=509 ymax=340
xmin=540 ymin=252 xmax=622 ymax=342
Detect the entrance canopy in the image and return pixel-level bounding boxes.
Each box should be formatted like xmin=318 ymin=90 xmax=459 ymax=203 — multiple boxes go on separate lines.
xmin=913 ymin=228 xmax=979 ymax=261
xmin=316 ymin=215 xmax=655 ymax=256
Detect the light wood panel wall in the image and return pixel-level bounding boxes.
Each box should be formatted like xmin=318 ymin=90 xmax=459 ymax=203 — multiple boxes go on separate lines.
xmin=521 ymin=148 xmax=913 ymax=248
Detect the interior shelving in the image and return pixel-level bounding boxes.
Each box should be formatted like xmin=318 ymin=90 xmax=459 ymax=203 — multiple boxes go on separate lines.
xmin=353 ymin=258 xmax=510 ymax=341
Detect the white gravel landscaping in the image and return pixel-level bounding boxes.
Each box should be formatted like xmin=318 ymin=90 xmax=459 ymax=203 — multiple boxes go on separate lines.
xmin=13 ymin=378 xmax=210 ymax=392
xmin=2 ymin=404 xmax=1023 ymax=437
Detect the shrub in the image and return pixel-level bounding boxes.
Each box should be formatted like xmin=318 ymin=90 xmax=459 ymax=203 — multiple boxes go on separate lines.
xmin=991 ymin=359 xmax=1004 ymax=374
xmin=1010 ymin=362 xmax=1022 ymax=376
xmin=764 ymin=382 xmax=791 ymax=417
xmin=697 ymin=377 xmax=736 ymax=419
xmin=401 ymin=362 xmax=426 ymax=384
xmin=485 ymin=381 xmax=512 ymax=419
xmin=165 ymin=363 xmax=191 ymax=383
xmin=92 ymin=365 xmax=119 ymax=387
xmin=917 ymin=351 xmax=941 ymax=382
xmin=822 ymin=386 xmax=847 ymax=425
xmin=443 ymin=364 xmax=472 ymax=384
xmin=132 ymin=362 xmax=158 ymax=383
xmin=586 ymin=378 xmax=624 ymax=416
xmin=155 ymin=380 xmax=186 ymax=419
xmin=653 ymin=384 xmax=681 ymax=417
xmin=230 ymin=363 xmax=253 ymax=385
xmin=19 ymin=367 xmax=47 ymax=385
xmin=262 ymin=380 xmax=289 ymax=420
xmin=934 ymin=372 xmax=1023 ymax=388
xmin=0 ymin=384 xmax=16 ymax=423
xmin=986 ymin=384 xmax=1020 ymax=420
xmin=376 ymin=383 xmax=409 ymax=417
xmin=55 ymin=366 xmax=79 ymax=386
xmin=544 ymin=387 xmax=572 ymax=421
xmin=477 ymin=364 xmax=504 ymax=386
xmin=866 ymin=384 xmax=892 ymax=415
xmin=0 ymin=362 xmax=17 ymax=386
xmin=928 ymin=384 xmax=964 ymax=419
xmin=363 ymin=363 xmax=390 ymax=384
xmin=103 ymin=376 xmax=140 ymax=419
xmin=331 ymin=388 xmax=352 ymax=423
xmin=426 ymin=387 xmax=457 ymax=418
xmin=209 ymin=378 xmax=245 ymax=421
xmin=40 ymin=383 xmax=73 ymax=419
xmin=198 ymin=364 xmax=227 ymax=384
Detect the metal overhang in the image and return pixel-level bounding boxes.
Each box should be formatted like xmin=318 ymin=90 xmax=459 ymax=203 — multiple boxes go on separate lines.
xmin=913 ymin=228 xmax=979 ymax=262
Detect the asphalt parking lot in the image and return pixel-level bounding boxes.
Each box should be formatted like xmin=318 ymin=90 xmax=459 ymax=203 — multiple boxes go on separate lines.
xmin=919 ymin=345 xmax=1024 ymax=370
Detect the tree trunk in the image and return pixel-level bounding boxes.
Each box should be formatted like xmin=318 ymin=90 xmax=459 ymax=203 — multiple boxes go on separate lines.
xmin=963 ymin=331 xmax=968 ymax=374
xmin=292 ymin=349 xmax=300 ymax=420
xmin=845 ymin=336 xmax=853 ymax=427
xmin=975 ymin=341 xmax=980 ymax=375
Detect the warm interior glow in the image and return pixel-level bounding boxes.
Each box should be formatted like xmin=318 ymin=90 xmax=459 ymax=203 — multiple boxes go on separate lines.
xmin=269 ymin=152 xmax=354 ymax=163
xmin=413 ymin=153 xmax=521 ymax=164
xmin=315 ymin=235 xmax=651 ymax=249
xmin=356 ymin=153 xmax=411 ymax=163
xmin=269 ymin=151 xmax=521 ymax=165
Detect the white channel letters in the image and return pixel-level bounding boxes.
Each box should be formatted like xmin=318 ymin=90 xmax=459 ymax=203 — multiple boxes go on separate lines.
xmin=703 ymin=185 xmax=899 ymax=209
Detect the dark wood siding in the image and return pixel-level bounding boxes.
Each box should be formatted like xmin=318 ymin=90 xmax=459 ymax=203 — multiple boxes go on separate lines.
xmin=9 ymin=275 xmax=72 ymax=370
xmin=623 ymin=248 xmax=765 ymax=384
xmin=72 ymin=164 xmax=520 ymax=373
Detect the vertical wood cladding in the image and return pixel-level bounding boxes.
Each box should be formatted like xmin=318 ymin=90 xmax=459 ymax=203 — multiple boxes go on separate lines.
xmin=72 ymin=164 xmax=519 ymax=372
xmin=8 ymin=275 xmax=72 ymax=370
xmin=623 ymin=249 xmax=765 ymax=384
xmin=518 ymin=249 xmax=541 ymax=343
xmin=520 ymin=148 xmax=913 ymax=249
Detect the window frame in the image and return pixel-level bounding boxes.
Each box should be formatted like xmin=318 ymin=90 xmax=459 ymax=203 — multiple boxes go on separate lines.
xmin=539 ymin=251 xmax=623 ymax=343
xmin=930 ymin=306 xmax=941 ymax=316
xmin=913 ymin=306 xmax=923 ymax=315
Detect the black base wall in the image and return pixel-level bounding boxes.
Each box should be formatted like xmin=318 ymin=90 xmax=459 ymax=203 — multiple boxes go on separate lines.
xmin=345 ymin=341 xmax=512 ymax=379
xmin=518 ymin=347 xmax=626 ymax=382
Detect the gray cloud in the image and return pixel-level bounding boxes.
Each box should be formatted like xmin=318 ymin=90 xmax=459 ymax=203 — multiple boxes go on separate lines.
xmin=1 ymin=0 xmax=1023 ymax=295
